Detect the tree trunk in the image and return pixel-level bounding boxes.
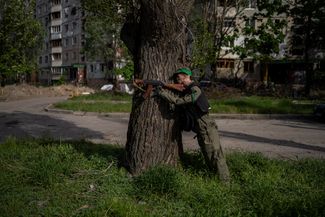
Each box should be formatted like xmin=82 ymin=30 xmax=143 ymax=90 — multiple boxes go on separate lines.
xmin=304 ymin=15 xmax=312 ymax=96
xmin=121 ymin=0 xmax=194 ymax=175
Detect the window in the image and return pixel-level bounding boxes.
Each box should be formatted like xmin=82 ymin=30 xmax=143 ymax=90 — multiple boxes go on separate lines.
xmin=65 ymin=53 xmax=69 ymax=60
xmin=52 ymin=53 xmax=61 ymax=61
xmin=45 ymin=56 xmax=48 ymax=63
xmin=72 ymin=36 xmax=77 ymax=45
xmin=51 ymin=39 xmax=61 ymax=47
xmin=72 ymin=22 xmax=77 ymax=30
xmin=51 ymin=25 xmax=61 ymax=33
xmin=64 ymin=24 xmax=68 ymax=32
xmin=222 ymin=38 xmax=234 ymax=47
xmin=245 ymin=18 xmax=255 ymax=29
xmin=71 ymin=7 xmax=76 ymax=15
xmin=51 ymin=12 xmax=61 ymax=19
xmin=224 ymin=18 xmax=235 ymax=28
xmin=51 ymin=0 xmax=61 ymax=5
xmin=245 ymin=0 xmax=256 ymax=8
xmin=64 ymin=38 xmax=69 ymax=47
xmin=217 ymin=59 xmax=234 ymax=68
xmin=244 ymin=61 xmax=254 ymax=73
xmin=217 ymin=0 xmax=235 ymax=7
xmin=64 ymin=8 xmax=69 ymax=18
xmin=52 ymin=67 xmax=62 ymax=74
xmin=73 ymin=52 xmax=76 ymax=60
xmin=39 ymin=56 xmax=42 ymax=64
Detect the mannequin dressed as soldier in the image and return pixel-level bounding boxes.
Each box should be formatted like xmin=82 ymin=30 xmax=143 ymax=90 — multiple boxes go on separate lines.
xmin=156 ymin=68 xmax=230 ymax=183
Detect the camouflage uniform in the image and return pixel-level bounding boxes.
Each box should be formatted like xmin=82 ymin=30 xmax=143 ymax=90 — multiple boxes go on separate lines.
xmin=158 ymin=82 xmax=230 ymax=182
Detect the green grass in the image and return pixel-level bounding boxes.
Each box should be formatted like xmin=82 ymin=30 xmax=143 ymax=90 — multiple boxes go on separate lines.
xmin=209 ymin=96 xmax=315 ymax=114
xmin=54 ymin=92 xmax=317 ymax=114
xmin=55 ymin=92 xmax=132 ymax=113
xmin=1 ymin=138 xmax=324 ymax=217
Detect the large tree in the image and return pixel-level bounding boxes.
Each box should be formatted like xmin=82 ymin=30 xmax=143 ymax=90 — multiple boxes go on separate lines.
xmin=0 ymin=0 xmax=43 ymax=85
xmin=288 ymin=0 xmax=325 ymax=95
xmin=121 ymin=0 xmax=194 ymax=175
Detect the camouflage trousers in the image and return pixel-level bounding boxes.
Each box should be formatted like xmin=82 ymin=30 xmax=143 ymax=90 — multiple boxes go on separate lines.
xmin=194 ymin=114 xmax=230 ymax=182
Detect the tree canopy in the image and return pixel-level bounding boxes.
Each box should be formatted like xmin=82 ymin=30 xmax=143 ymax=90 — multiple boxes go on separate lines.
xmin=0 ymin=0 xmax=43 ymax=83
xmin=81 ymin=0 xmax=133 ymax=79
xmin=288 ymin=0 xmax=325 ymax=94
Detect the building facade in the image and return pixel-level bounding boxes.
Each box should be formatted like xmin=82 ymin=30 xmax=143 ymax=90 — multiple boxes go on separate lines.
xmin=213 ymin=0 xmax=324 ymax=86
xmin=36 ymin=0 xmax=109 ymax=85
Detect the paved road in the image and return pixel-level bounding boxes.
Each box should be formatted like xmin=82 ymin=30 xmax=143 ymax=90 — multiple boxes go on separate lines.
xmin=1 ymin=97 xmax=325 ymax=159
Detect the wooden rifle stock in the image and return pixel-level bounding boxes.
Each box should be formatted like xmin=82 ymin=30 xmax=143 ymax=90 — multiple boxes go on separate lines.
xmin=133 ymin=79 xmax=185 ymax=99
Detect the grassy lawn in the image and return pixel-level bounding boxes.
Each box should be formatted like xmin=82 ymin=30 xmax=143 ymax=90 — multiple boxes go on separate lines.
xmin=54 ymin=92 xmax=132 ymax=113
xmin=54 ymin=92 xmax=317 ymax=114
xmin=1 ymin=138 xmax=324 ymax=217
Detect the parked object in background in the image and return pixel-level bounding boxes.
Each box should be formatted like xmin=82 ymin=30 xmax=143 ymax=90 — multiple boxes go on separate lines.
xmin=100 ymin=84 xmax=114 ymax=91
xmin=313 ymin=104 xmax=325 ymax=121
xmin=119 ymin=83 xmax=134 ymax=94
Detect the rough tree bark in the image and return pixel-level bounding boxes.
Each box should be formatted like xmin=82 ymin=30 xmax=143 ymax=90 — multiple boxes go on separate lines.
xmin=121 ymin=0 xmax=194 ymax=175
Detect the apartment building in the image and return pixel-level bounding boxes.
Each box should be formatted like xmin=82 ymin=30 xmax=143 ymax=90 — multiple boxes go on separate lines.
xmin=213 ymin=0 xmax=306 ymax=84
xmin=36 ymin=0 xmax=110 ymax=85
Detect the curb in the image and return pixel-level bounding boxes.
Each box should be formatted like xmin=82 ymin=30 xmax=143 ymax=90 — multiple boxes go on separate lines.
xmin=44 ymin=104 xmax=130 ymax=118
xmin=209 ymin=113 xmax=312 ymax=120
xmin=44 ymin=104 xmax=313 ymax=120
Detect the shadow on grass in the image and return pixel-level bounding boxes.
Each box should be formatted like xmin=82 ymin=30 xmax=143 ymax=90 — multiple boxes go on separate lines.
xmin=62 ymin=140 xmax=215 ymax=176
xmin=223 ymin=98 xmax=314 ymax=114
xmin=70 ymin=140 xmax=215 ymax=176
xmin=220 ymin=130 xmax=325 ymax=153
xmin=68 ymin=140 xmax=126 ymax=167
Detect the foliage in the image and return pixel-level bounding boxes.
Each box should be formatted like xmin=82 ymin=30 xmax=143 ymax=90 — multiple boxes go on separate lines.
xmin=82 ymin=0 xmax=119 ymax=60
xmin=115 ymin=61 xmax=134 ymax=80
xmin=81 ymin=0 xmax=131 ymax=66
xmin=287 ymin=0 xmax=325 ymax=94
xmin=232 ymin=0 xmax=288 ymax=61
xmin=288 ymin=0 xmax=325 ymax=56
xmin=190 ymin=14 xmax=215 ymax=69
xmin=1 ymin=138 xmax=324 ymax=217
xmin=190 ymin=1 xmax=251 ymax=73
xmin=0 ymin=0 xmax=43 ymax=82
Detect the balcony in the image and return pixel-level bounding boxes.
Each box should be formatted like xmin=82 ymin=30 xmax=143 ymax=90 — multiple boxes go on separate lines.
xmin=51 ymin=4 xmax=62 ymax=13
xmin=50 ymin=19 xmax=62 ymax=26
xmin=51 ymin=46 xmax=62 ymax=53
xmin=51 ymin=60 xmax=62 ymax=67
xmin=51 ymin=33 xmax=62 ymax=40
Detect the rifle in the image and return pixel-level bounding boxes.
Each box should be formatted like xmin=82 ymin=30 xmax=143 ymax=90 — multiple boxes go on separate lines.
xmin=133 ymin=79 xmax=185 ymax=99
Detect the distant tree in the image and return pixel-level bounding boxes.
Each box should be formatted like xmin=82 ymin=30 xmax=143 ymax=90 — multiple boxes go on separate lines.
xmin=288 ymin=0 xmax=325 ymax=95
xmin=232 ymin=0 xmax=288 ymax=83
xmin=190 ymin=0 xmax=251 ymax=80
xmin=82 ymin=0 xmax=126 ymax=73
xmin=0 ymin=0 xmax=43 ymax=85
